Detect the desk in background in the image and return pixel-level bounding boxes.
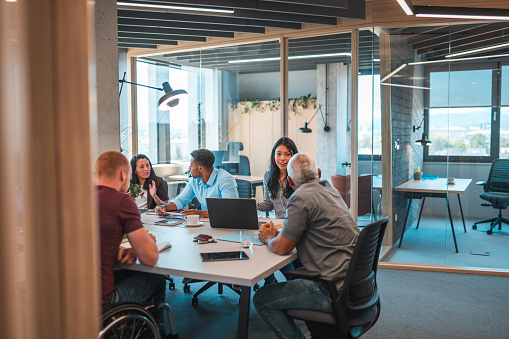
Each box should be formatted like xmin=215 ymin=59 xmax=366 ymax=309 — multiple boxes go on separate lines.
xmin=167 ymin=174 xmax=263 ymax=197
xmin=394 ymin=178 xmax=472 ymax=253
xmin=122 ymin=216 xmax=296 ymax=339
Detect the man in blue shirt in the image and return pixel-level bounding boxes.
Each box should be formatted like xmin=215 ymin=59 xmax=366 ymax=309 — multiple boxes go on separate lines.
xmin=157 ymin=148 xmax=239 ymax=217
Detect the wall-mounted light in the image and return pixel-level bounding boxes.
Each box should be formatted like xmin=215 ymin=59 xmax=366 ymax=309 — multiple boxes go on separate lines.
xmin=413 ymin=111 xmax=432 ymax=146
xmin=119 ymin=72 xmax=188 ymax=111
xmin=298 ymin=104 xmax=330 ymax=133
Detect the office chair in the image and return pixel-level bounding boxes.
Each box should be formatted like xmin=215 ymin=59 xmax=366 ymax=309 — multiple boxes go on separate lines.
xmin=331 ymin=174 xmax=373 ymax=216
xmin=285 ymin=217 xmax=388 ymax=339
xmin=99 ymin=302 xmax=178 ymax=339
xmin=472 ymin=159 xmax=509 ymax=235
xmin=238 ymin=155 xmax=251 ymax=175
xmin=236 ymin=179 xmax=253 ymax=198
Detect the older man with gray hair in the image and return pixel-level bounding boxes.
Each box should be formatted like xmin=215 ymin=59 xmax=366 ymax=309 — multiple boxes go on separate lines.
xmin=254 ymin=153 xmax=359 ymax=339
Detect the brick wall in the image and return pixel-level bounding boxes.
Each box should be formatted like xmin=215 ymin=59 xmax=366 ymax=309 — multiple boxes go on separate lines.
xmin=390 ymin=33 xmax=425 ymax=244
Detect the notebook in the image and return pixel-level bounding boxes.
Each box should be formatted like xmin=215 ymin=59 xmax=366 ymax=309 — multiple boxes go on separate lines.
xmin=207 ymin=198 xmax=259 ymax=230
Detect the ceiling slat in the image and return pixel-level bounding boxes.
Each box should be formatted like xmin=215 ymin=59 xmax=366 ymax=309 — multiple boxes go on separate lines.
xmin=118 ymin=18 xmax=264 ymax=34
xmin=118 ymin=24 xmax=235 ymax=38
xmin=118 ymin=31 xmax=207 ymax=42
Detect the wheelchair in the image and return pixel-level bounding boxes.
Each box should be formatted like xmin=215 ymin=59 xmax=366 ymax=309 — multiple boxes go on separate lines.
xmin=99 ymin=302 xmax=178 ymax=339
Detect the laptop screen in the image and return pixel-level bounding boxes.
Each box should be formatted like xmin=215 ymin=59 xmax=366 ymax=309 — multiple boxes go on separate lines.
xmin=207 ymin=198 xmax=259 ymax=230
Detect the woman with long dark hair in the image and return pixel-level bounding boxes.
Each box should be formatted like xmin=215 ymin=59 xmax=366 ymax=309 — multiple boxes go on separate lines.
xmin=257 ymin=137 xmax=299 ymax=218
xmin=130 ymin=154 xmax=169 ymax=210
xmin=257 ymin=137 xmax=298 ymax=285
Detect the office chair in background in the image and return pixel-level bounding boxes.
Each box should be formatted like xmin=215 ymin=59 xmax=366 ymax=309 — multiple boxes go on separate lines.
xmin=284 ymin=217 xmax=389 ymax=339
xmin=473 ymin=159 xmax=509 ymax=235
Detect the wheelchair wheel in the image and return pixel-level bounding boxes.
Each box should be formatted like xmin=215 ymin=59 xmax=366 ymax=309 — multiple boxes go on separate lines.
xmin=99 ymin=303 xmax=160 ymax=339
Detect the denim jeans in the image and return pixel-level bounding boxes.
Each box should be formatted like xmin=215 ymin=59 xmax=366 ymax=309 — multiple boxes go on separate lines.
xmin=111 ymin=270 xmax=166 ymax=306
xmin=264 ymin=262 xmax=295 ymax=284
xmin=253 ymin=279 xmax=333 ymax=339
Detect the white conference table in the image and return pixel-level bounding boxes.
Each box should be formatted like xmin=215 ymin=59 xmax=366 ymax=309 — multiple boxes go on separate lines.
xmin=121 ymin=213 xmax=297 ymax=339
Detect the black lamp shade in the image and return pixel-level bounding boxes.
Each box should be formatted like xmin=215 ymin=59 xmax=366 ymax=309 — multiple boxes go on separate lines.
xmin=416 ymin=132 xmax=432 ymax=146
xmin=158 ymin=82 xmax=188 ymax=111
xmin=299 ymin=122 xmax=312 ymax=133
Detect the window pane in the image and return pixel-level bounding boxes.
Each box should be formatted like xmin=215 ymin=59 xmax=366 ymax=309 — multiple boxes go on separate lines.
xmin=136 ymin=61 xmax=192 ymax=164
xmin=428 ymin=107 xmax=491 ymax=156
xmin=502 ymin=65 xmax=509 ymax=106
xmin=501 ymin=107 xmax=509 ymax=159
xmin=429 ymin=70 xmax=492 ymax=108
xmin=358 ymin=74 xmax=381 ymax=155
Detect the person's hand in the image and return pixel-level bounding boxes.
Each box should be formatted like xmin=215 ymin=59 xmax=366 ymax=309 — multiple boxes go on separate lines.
xmin=118 ymin=247 xmax=137 ymax=264
xmin=155 ymin=204 xmax=167 ymax=216
xmin=258 ymin=221 xmax=278 ymax=244
xmin=147 ymin=233 xmax=156 ymax=243
xmin=181 ymin=209 xmax=204 ymax=217
xmin=149 ymin=180 xmax=157 ymax=198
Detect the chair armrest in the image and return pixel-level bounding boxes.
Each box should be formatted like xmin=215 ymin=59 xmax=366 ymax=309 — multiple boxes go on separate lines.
xmin=285 ymin=268 xmax=321 ymax=281
xmin=476 ymin=181 xmax=488 ymax=191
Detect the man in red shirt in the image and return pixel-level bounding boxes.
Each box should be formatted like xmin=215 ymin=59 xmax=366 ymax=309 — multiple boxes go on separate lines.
xmin=96 ymin=151 xmax=165 ymax=307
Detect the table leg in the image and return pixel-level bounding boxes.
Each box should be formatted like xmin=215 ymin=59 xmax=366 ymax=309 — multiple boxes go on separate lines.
xmin=416 ymin=197 xmax=426 ymax=229
xmin=237 ymin=286 xmax=251 ymax=339
xmin=399 ymin=198 xmax=412 ymax=248
xmin=457 ymin=194 xmax=467 ymax=233
xmin=446 ymin=197 xmax=459 ymax=253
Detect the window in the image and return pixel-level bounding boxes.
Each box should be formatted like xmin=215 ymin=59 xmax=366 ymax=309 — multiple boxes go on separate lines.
xmin=425 ymin=65 xmax=500 ymax=162
xmin=500 ymin=65 xmax=509 ymax=159
xmin=136 ymin=60 xmax=193 ymax=164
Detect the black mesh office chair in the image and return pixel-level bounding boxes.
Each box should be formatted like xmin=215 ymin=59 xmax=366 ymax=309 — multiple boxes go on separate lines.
xmin=236 ymin=179 xmax=253 ymax=198
xmin=472 ymin=159 xmax=509 ymax=235
xmin=284 ymin=217 xmax=388 ymax=339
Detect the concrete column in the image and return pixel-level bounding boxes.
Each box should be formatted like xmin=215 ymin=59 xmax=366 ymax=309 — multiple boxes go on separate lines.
xmin=317 ymin=63 xmax=349 ymax=182
xmin=93 ymin=0 xmax=119 ymax=159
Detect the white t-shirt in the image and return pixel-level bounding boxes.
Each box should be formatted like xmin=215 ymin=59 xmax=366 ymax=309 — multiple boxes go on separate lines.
xmin=135 ymin=188 xmax=148 ymax=209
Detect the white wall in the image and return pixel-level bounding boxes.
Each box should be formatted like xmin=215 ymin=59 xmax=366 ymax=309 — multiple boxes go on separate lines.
xmin=239 ymin=69 xmax=317 ymax=100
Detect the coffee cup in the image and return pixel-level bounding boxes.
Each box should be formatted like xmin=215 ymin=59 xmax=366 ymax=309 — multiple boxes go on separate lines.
xmin=185 ymin=214 xmax=200 ymax=225
xmin=447 ymin=177 xmax=455 ymax=184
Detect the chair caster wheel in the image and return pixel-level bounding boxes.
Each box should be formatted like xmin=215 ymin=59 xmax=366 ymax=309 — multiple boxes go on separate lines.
xmin=487 ymin=229 xmax=493 ymax=235
xmin=192 ymin=298 xmax=198 ymax=306
xmin=184 ymin=285 xmax=191 ymax=293
xmin=472 ymin=225 xmax=477 ymax=230
xmin=169 ymin=282 xmax=175 ymax=290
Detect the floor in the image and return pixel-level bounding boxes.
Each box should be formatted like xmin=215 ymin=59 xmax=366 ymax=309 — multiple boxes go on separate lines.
xmin=382 ymin=215 xmax=509 ymax=270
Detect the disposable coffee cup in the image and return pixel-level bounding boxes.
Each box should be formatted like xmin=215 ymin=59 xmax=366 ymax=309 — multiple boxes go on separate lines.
xmin=185 ymin=214 xmax=200 ymax=225
xmin=447 ymin=177 xmax=455 ymax=184
xmin=240 ymin=230 xmax=254 ymax=249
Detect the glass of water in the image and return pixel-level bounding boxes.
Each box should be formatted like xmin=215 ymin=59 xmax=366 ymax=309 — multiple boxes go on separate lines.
xmin=240 ymin=230 xmax=255 ymax=249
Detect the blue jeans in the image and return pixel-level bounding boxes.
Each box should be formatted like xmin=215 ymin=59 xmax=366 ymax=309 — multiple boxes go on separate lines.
xmin=253 ymin=279 xmax=333 ymax=339
xmin=264 ymin=262 xmax=295 ymax=284
xmin=111 ymin=270 xmax=166 ymax=306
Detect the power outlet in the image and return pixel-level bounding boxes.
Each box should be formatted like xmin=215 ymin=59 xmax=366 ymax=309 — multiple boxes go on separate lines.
xmin=395 ymin=214 xmax=398 ymax=222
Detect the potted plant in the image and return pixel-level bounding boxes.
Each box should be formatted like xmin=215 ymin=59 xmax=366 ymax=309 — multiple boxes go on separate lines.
xmin=414 ymin=167 xmax=423 ymax=180
xmin=127 ymin=182 xmax=145 ymax=200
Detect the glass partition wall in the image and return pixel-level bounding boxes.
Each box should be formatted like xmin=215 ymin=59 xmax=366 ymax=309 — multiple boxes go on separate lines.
xmin=129 ymin=22 xmax=509 ymax=272
xmin=379 ymin=22 xmax=509 ymax=270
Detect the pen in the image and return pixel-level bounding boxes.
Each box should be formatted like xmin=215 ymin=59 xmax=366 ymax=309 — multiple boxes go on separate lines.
xmin=146 ymin=228 xmax=149 ymax=233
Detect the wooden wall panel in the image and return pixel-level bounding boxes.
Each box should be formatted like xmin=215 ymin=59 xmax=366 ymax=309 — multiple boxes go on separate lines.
xmin=0 ymin=1 xmax=24 ymax=338
xmin=18 ymin=0 xmax=99 ymax=338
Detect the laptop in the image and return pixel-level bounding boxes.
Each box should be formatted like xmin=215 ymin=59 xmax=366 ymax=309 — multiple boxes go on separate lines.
xmin=207 ymin=198 xmax=259 ymax=229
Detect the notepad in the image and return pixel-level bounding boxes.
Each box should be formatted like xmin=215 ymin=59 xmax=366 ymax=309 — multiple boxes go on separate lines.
xmin=157 ymin=241 xmax=172 ymax=252
xmin=217 ymin=232 xmax=264 ymax=246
